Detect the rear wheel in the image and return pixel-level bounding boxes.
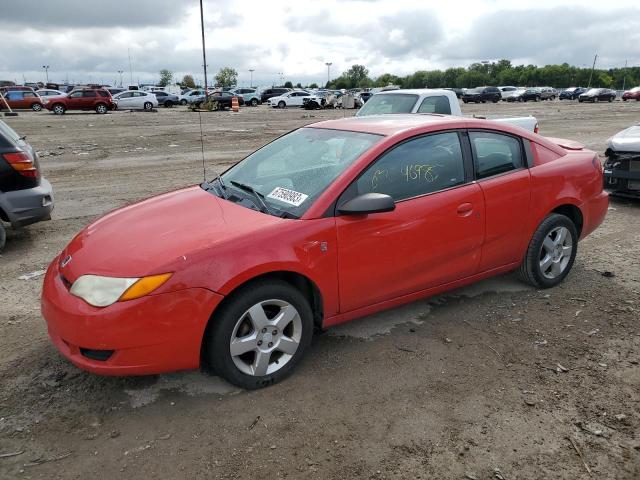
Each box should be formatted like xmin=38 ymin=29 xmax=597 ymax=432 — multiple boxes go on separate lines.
xmin=52 ymin=103 xmax=65 ymax=115
xmin=204 ymin=280 xmax=313 ymax=389
xmin=608 ymin=97 xmax=613 ymax=102
xmin=180 ymin=99 xmax=187 ymax=105
xmin=518 ymin=213 xmax=578 ymax=289
xmin=164 ymin=100 xmax=173 ymax=108
xmin=31 ymin=103 xmax=43 ymax=111
xmin=251 ymin=98 xmax=259 ymax=106
xmin=95 ymin=103 xmax=108 ymax=114
xmin=143 ymin=101 xmax=153 ymax=110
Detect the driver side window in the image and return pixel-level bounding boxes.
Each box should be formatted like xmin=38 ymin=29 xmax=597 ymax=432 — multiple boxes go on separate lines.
xmin=355 ymin=132 xmax=466 ymax=201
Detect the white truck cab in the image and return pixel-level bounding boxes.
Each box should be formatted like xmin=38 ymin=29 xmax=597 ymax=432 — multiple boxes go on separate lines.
xmin=356 ymin=89 xmax=539 ymax=133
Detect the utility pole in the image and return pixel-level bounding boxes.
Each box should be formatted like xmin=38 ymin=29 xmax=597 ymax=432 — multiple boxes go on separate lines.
xmin=249 ymin=69 xmax=254 ymax=88
xmin=199 ymin=0 xmax=209 ymax=97
xmin=587 ymin=53 xmax=597 ymax=88
xmin=117 ymin=70 xmax=124 ymax=87
xmin=622 ymin=60 xmax=628 ymax=92
xmin=128 ymin=48 xmax=134 ymax=85
xmin=325 ymin=62 xmax=332 ymax=86
xmin=42 ymin=65 xmax=49 ymax=84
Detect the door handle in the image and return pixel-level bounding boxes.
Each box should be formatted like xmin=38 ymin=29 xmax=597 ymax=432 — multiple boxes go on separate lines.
xmin=457 ymin=203 xmax=473 ymax=217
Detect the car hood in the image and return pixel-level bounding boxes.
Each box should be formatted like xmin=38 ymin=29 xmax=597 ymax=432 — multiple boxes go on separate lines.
xmin=58 ymin=186 xmax=284 ymax=282
xmin=607 ymin=125 xmax=640 ymax=153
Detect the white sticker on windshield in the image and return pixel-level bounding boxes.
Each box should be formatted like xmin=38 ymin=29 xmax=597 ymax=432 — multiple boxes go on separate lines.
xmin=267 ymin=187 xmax=309 ymax=206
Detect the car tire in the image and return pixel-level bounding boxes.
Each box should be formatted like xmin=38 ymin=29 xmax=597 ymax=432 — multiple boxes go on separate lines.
xmin=462 ymin=100 xmax=468 ymax=104
xmin=52 ymin=103 xmax=65 ymax=115
xmin=534 ymin=96 xmax=539 ymax=102
xmin=164 ymin=100 xmax=173 ymax=108
xmin=31 ymin=103 xmax=43 ymax=111
xmin=251 ymin=98 xmax=259 ymax=107
xmin=180 ymin=99 xmax=188 ymax=105
xmin=204 ymin=279 xmax=314 ymax=390
xmin=95 ymin=103 xmax=108 ymax=114
xmin=0 ymin=222 xmax=6 ymax=252
xmin=608 ymin=97 xmax=613 ymax=102
xmin=143 ymin=102 xmax=153 ymax=110
xmin=278 ymin=101 xmax=286 ymax=108
xmin=518 ymin=213 xmax=578 ymax=289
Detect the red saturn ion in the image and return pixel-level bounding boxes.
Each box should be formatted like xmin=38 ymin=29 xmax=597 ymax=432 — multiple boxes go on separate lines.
xmin=42 ymin=115 xmax=608 ymax=389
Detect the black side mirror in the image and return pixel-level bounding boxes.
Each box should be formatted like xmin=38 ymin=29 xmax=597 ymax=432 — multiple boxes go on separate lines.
xmin=338 ymin=193 xmax=395 ymax=215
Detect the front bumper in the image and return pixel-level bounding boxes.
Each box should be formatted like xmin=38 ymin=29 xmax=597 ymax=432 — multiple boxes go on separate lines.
xmin=41 ymin=258 xmax=224 ymax=375
xmin=0 ymin=177 xmax=54 ymax=227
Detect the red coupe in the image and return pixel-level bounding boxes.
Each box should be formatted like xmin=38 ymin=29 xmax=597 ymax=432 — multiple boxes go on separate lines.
xmin=41 ymin=115 xmax=608 ymax=389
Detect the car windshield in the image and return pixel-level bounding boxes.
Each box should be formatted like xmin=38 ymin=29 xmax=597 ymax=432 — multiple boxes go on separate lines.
xmin=585 ymin=89 xmax=600 ymax=94
xmin=356 ymin=94 xmax=418 ymax=116
xmin=565 ymin=88 xmax=577 ymax=92
xmin=467 ymin=88 xmax=483 ymax=93
xmin=216 ymin=127 xmax=382 ymax=217
xmin=0 ymin=120 xmax=23 ymax=145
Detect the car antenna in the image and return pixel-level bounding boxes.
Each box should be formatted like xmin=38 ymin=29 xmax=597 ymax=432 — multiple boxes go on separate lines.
xmin=198 ymin=110 xmax=206 ymax=182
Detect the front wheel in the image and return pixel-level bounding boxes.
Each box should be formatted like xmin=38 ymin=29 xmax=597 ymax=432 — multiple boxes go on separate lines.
xmin=180 ymin=99 xmax=187 ymax=105
xmin=143 ymin=102 xmax=153 ymax=110
xmin=251 ymin=98 xmax=259 ymax=107
xmin=52 ymin=103 xmax=65 ymax=115
xmin=95 ymin=103 xmax=108 ymax=114
xmin=518 ymin=213 xmax=578 ymax=289
xmin=164 ymin=100 xmax=173 ymax=108
xmin=32 ymin=103 xmax=43 ymax=111
xmin=608 ymin=97 xmax=614 ymax=102
xmin=204 ymin=280 xmax=314 ymax=389
xmin=278 ymin=101 xmax=286 ymax=108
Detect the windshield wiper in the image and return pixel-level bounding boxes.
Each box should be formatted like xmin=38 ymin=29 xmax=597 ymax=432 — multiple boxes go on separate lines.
xmin=229 ymin=180 xmax=274 ymax=215
xmin=202 ymin=175 xmax=228 ymax=199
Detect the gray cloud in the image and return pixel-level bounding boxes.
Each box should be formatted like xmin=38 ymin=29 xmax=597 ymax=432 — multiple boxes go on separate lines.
xmin=0 ymin=0 xmax=189 ymax=28
xmin=446 ymin=7 xmax=640 ymax=67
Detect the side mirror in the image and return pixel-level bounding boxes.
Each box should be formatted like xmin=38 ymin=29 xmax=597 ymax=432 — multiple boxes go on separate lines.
xmin=338 ymin=193 xmax=395 ymax=215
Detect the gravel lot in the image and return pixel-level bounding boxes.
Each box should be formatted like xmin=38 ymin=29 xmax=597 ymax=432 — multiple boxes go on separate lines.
xmin=1 ymin=101 xmax=639 ymax=479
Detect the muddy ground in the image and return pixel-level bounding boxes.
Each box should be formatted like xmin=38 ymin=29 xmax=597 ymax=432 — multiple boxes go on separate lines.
xmin=0 ymin=101 xmax=639 ymax=479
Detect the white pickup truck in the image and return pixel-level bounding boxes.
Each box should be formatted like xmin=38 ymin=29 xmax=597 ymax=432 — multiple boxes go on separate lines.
xmin=356 ymin=89 xmax=539 ymax=133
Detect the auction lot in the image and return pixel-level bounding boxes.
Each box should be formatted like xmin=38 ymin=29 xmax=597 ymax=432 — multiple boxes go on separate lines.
xmin=1 ymin=101 xmax=639 ymax=479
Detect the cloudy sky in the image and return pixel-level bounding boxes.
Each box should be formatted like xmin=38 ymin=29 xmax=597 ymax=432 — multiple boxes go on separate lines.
xmin=1 ymin=0 xmax=638 ymax=87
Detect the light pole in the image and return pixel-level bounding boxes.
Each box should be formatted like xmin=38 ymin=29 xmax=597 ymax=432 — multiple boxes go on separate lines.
xmin=325 ymin=62 xmax=332 ymax=86
xmin=199 ymin=0 xmax=209 ymax=96
xmin=278 ymin=72 xmax=284 ymax=86
xmin=117 ymin=70 xmax=124 ymax=87
xmin=249 ymin=69 xmax=254 ymax=88
xmin=42 ymin=65 xmax=50 ymax=84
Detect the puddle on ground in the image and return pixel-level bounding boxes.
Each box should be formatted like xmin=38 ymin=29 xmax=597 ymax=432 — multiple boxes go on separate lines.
xmin=125 ymin=371 xmax=239 ymax=408
xmin=331 ymin=274 xmax=531 ymax=340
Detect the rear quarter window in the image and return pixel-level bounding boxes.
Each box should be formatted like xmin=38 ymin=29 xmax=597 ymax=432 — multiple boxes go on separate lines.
xmin=97 ymin=90 xmax=110 ymax=97
xmin=470 ymin=131 xmax=524 ymax=179
xmin=417 ymin=96 xmax=451 ymax=114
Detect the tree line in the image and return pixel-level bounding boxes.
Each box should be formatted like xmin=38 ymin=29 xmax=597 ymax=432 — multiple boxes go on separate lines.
xmin=326 ymin=60 xmax=640 ymax=90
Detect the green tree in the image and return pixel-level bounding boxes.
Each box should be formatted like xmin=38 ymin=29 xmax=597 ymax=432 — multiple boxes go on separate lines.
xmin=159 ymin=69 xmax=173 ymax=87
xmin=181 ymin=74 xmax=196 ymax=89
xmin=284 ymin=81 xmax=293 ymax=88
xmin=308 ymin=83 xmax=318 ymax=89
xmin=215 ymin=67 xmax=238 ymax=87
xmin=345 ymin=64 xmax=370 ymax=88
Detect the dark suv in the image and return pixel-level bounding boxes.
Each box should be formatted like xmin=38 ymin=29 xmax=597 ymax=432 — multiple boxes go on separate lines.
xmin=44 ymin=88 xmax=116 ymax=114
xmin=461 ymin=86 xmax=501 ymax=103
xmin=260 ymin=87 xmax=290 ymax=103
xmin=0 ymin=120 xmax=54 ymax=250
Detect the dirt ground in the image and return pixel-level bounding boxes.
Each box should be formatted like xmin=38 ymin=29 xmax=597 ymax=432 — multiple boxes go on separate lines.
xmin=1 ymin=100 xmax=639 ymax=479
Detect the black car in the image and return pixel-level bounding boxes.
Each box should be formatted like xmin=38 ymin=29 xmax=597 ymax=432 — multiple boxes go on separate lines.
xmin=507 ymin=88 xmax=541 ymax=102
xmin=559 ymin=87 xmax=587 ymax=100
xmin=444 ymin=88 xmax=464 ymax=98
xmin=359 ymin=91 xmax=374 ymax=102
xmin=461 ymin=86 xmax=501 ymax=103
xmin=578 ymin=88 xmax=616 ymax=103
xmin=153 ymin=91 xmax=180 ymax=107
xmin=260 ymin=87 xmax=290 ymax=103
xmin=0 ymin=120 xmax=54 ymax=251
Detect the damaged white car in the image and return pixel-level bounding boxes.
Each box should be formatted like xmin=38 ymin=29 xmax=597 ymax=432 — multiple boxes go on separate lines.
xmin=604 ymin=123 xmax=640 ymax=198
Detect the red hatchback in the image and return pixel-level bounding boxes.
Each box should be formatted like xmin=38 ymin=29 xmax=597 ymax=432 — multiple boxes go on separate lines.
xmin=44 ymin=88 xmax=115 ymax=114
xmin=41 ymin=115 xmax=608 ymax=389
xmin=1 ymin=90 xmax=44 ymax=111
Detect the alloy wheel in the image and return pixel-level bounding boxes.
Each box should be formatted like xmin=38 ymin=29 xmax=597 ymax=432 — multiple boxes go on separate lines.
xmin=229 ymin=299 xmax=302 ymax=376
xmin=539 ymin=226 xmax=573 ymax=279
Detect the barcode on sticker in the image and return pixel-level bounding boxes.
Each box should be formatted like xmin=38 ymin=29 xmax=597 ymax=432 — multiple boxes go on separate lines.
xmin=267 ymin=187 xmax=309 ymax=206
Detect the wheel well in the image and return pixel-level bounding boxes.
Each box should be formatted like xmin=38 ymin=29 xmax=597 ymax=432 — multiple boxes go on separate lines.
xmin=552 ymin=204 xmax=583 ymax=236
xmin=0 ymin=206 xmax=8 ymax=222
xmin=216 ymin=271 xmax=324 ymax=329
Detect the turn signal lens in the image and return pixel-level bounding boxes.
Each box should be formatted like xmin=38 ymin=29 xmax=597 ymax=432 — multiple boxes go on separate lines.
xmin=3 ymin=152 xmax=39 ymax=178
xmin=119 ymin=273 xmax=173 ymax=302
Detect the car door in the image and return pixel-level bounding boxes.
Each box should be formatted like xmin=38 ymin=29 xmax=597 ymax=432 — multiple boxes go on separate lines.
xmin=468 ymin=130 xmax=531 ymax=272
xmin=65 ymin=90 xmax=83 ymax=109
xmin=117 ymin=91 xmax=133 ymax=108
xmin=335 ymin=131 xmax=485 ymax=312
xmin=80 ymin=91 xmax=97 ymax=109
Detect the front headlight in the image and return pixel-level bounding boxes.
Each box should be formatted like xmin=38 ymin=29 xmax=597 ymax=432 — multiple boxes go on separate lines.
xmin=70 ymin=273 xmax=172 ymax=307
